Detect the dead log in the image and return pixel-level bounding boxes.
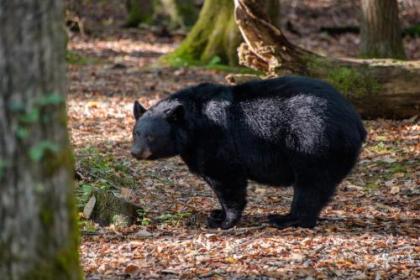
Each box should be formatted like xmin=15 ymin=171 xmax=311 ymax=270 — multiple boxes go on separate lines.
xmin=83 ymin=188 xmax=140 ymax=227
xmin=233 ymin=0 xmax=420 ymax=119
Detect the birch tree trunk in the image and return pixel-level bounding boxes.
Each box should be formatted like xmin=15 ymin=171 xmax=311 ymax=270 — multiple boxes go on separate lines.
xmin=0 ymin=0 xmax=82 ymax=279
xmin=360 ymin=0 xmax=406 ymax=59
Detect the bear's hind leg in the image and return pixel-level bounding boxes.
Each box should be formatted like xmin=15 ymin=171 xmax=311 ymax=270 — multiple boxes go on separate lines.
xmin=269 ymin=176 xmax=336 ymax=229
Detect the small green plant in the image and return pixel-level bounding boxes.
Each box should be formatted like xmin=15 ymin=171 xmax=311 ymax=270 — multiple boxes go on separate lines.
xmin=365 ymin=180 xmax=380 ymax=191
xmin=75 ymin=147 xmax=137 ymax=211
xmin=155 ymin=211 xmax=192 ymax=225
xmin=66 ymin=50 xmax=100 ymax=65
xmin=368 ymin=142 xmax=393 ymax=154
xmin=79 ymin=220 xmax=98 ymax=234
xmin=208 ymin=56 xmax=222 ymax=66
xmin=76 ymin=147 xmax=136 ymax=190
xmin=76 ymin=184 xmax=94 ymax=209
xmin=136 ymin=208 xmax=152 ymax=226
xmin=388 ymin=163 xmax=406 ymax=174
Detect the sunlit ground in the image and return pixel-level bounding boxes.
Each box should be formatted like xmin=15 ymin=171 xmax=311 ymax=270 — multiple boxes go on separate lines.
xmin=67 ymin=32 xmax=419 ymax=279
xmin=66 ymin=0 xmax=420 ymax=277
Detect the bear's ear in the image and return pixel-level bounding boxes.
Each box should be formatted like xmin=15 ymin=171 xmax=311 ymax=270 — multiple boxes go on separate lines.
xmin=165 ymin=104 xmax=184 ymax=123
xmin=133 ymin=101 xmax=146 ymax=120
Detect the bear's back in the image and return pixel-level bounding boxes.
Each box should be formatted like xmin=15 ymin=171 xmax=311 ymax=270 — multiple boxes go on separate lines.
xmin=230 ymin=76 xmax=364 ymax=156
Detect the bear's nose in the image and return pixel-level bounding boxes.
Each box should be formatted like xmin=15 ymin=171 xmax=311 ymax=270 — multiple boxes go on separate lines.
xmin=131 ymin=150 xmax=140 ymax=159
xmin=131 ymin=147 xmax=142 ymax=159
xmin=131 ymin=147 xmax=152 ymax=159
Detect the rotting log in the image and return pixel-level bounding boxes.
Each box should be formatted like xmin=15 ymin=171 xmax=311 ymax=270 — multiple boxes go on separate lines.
xmin=233 ymin=0 xmax=420 ymax=119
xmin=83 ymin=188 xmax=140 ymax=227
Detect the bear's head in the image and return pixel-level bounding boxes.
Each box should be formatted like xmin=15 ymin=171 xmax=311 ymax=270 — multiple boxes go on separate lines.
xmin=131 ymin=99 xmax=185 ymax=160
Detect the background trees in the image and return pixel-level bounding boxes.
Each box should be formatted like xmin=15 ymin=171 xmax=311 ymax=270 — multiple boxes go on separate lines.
xmin=360 ymin=0 xmax=406 ymax=59
xmin=163 ymin=0 xmax=282 ymax=66
xmin=163 ymin=0 xmax=241 ymax=66
xmin=232 ymin=0 xmax=419 ymax=118
xmin=124 ymin=0 xmax=200 ymax=29
xmin=0 ymin=0 xmax=82 ymax=279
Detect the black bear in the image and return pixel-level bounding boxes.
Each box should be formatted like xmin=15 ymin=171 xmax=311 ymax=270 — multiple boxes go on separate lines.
xmin=131 ymin=76 xmax=366 ymax=229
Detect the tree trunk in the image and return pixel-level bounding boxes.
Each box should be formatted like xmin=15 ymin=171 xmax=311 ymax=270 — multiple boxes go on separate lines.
xmin=264 ymin=0 xmax=281 ymax=28
xmin=233 ymin=0 xmax=420 ymax=119
xmin=124 ymin=0 xmax=199 ymax=29
xmin=163 ymin=0 xmax=242 ymax=66
xmin=124 ymin=0 xmax=155 ymax=27
xmin=159 ymin=0 xmax=200 ymax=28
xmin=163 ymin=0 xmax=280 ymax=66
xmin=360 ymin=0 xmax=406 ymax=59
xmin=0 ymin=1 xmax=82 ymax=279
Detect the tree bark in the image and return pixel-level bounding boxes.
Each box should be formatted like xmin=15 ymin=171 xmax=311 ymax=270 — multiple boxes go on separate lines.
xmin=163 ymin=0 xmax=282 ymax=66
xmin=264 ymin=0 xmax=281 ymax=28
xmin=0 ymin=1 xmax=82 ymax=279
xmin=233 ymin=0 xmax=420 ymax=119
xmin=360 ymin=0 xmax=406 ymax=59
xmin=163 ymin=0 xmax=242 ymax=66
xmin=124 ymin=0 xmax=155 ymax=27
xmin=124 ymin=0 xmax=199 ymax=29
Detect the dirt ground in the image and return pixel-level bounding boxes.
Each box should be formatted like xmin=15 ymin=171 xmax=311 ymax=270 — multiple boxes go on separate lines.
xmin=67 ymin=1 xmax=419 ymax=279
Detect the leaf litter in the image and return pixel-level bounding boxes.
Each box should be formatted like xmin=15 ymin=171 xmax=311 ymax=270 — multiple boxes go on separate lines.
xmin=66 ymin=1 xmax=420 ymax=279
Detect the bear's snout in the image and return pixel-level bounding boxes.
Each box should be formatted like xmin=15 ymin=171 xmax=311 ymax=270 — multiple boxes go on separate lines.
xmin=131 ymin=147 xmax=152 ymax=160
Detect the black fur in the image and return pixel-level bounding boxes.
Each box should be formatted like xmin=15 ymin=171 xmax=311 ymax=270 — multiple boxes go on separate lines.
xmin=131 ymin=76 xmax=367 ymax=229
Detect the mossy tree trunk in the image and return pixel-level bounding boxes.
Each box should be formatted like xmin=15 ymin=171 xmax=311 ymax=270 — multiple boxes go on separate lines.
xmin=124 ymin=0 xmax=199 ymax=29
xmin=360 ymin=0 xmax=406 ymax=59
xmin=163 ymin=0 xmax=281 ymax=66
xmin=125 ymin=0 xmax=155 ymax=27
xmin=0 ymin=1 xmax=82 ymax=279
xmin=164 ymin=0 xmax=242 ymax=66
xmin=233 ymin=0 xmax=420 ymax=119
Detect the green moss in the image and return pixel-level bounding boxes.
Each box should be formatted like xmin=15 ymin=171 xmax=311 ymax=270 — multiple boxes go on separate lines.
xmin=40 ymin=205 xmax=54 ymax=226
xmin=90 ymin=188 xmax=138 ymax=226
xmin=79 ymin=220 xmax=98 ymax=234
xmin=42 ymin=146 xmax=75 ymax=178
xmin=326 ymin=67 xmax=381 ymax=97
xmin=307 ymin=57 xmax=381 ymax=97
xmin=66 ymin=50 xmax=100 ymax=65
xmin=161 ymin=0 xmax=240 ymax=66
xmin=205 ymin=64 xmax=262 ymax=74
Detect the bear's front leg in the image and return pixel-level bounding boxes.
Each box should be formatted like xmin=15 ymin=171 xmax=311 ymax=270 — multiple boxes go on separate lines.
xmin=206 ymin=178 xmax=247 ymax=229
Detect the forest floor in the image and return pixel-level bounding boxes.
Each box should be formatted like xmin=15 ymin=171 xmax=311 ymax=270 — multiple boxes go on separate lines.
xmin=66 ymin=1 xmax=419 ymax=279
